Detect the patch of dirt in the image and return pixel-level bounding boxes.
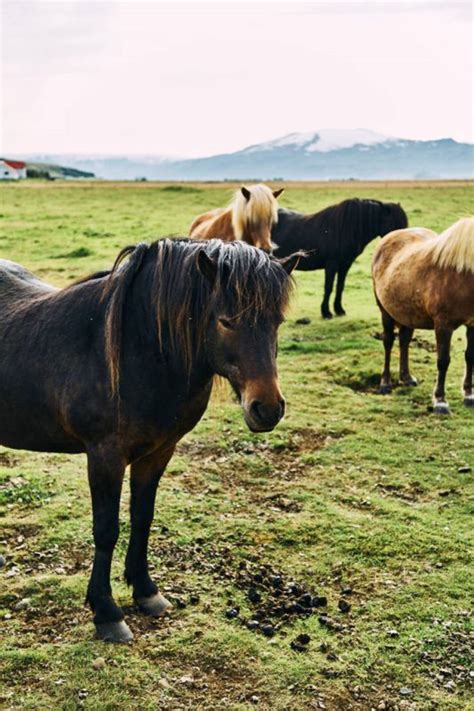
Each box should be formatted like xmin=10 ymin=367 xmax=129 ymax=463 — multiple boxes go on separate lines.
xmin=336 ymin=372 xmax=381 ymax=393
xmin=0 ymin=452 xmax=19 ymax=468
xmin=374 ymin=481 xmax=426 ymax=502
xmin=177 ymin=428 xmax=347 ymax=485
xmin=419 ymin=623 xmax=473 ymax=693
xmin=251 ymin=492 xmax=302 ymax=513
xmin=0 ymin=522 xmax=91 ymax=596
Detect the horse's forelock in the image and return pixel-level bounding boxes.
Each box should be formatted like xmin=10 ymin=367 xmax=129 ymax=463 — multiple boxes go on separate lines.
xmin=155 ymin=239 xmax=292 ymax=374
xmin=231 ymin=185 xmax=279 ymax=238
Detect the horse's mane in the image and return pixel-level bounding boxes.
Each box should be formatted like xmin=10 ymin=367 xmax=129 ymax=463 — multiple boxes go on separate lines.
xmin=95 ymin=238 xmax=294 ymax=392
xmin=305 ymin=198 xmax=408 ymax=248
xmin=429 ymin=216 xmax=474 ymax=273
xmin=231 ymin=184 xmax=279 ymax=240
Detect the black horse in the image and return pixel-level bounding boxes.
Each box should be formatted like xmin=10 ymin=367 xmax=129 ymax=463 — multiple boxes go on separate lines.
xmin=0 ymin=239 xmax=299 ymax=642
xmin=272 ymin=198 xmax=408 ymax=319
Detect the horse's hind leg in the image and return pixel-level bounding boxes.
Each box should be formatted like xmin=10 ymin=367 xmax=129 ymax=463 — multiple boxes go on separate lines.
xmin=379 ymin=307 xmax=395 ymax=394
xmin=125 ymin=447 xmax=174 ymax=617
xmin=321 ymin=264 xmax=337 ymax=319
xmin=399 ymin=326 xmax=417 ymax=386
xmin=86 ymin=447 xmax=131 ymax=642
xmin=433 ymin=326 xmax=453 ymax=414
xmin=463 ymin=325 xmax=474 ymax=407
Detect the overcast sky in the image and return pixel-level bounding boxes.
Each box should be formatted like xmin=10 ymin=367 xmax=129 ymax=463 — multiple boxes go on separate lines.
xmin=2 ymin=0 xmax=472 ymax=157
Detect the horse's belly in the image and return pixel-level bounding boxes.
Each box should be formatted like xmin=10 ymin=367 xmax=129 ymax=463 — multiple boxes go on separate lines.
xmin=0 ymin=405 xmax=83 ymax=453
xmin=375 ymin=279 xmax=434 ymax=329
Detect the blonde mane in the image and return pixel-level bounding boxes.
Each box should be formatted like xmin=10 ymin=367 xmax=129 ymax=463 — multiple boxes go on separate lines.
xmin=230 ymin=184 xmax=279 ymax=240
xmin=430 ymin=216 xmax=474 ymax=273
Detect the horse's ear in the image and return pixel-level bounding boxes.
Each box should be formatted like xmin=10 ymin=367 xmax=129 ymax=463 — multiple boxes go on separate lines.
xmin=241 ymin=186 xmax=251 ymax=201
xmin=278 ymin=252 xmax=302 ymax=274
xmin=273 ymin=188 xmax=284 ymax=199
xmin=197 ymin=250 xmax=218 ymax=284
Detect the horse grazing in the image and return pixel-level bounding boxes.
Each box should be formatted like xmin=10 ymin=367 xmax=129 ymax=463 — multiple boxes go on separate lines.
xmin=372 ymin=217 xmax=474 ymax=413
xmin=189 ymin=184 xmax=284 ymax=252
xmin=0 ymin=239 xmax=300 ymax=642
xmin=271 ymin=198 xmax=408 ymax=319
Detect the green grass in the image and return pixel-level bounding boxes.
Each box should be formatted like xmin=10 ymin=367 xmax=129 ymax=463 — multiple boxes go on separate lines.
xmin=0 ymin=180 xmax=473 ymax=710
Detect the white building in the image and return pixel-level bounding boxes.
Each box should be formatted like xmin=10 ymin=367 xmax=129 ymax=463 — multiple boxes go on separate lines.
xmin=0 ymin=159 xmax=27 ymax=180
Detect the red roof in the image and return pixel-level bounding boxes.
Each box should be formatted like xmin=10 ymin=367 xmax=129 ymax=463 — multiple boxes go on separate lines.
xmin=3 ymin=159 xmax=26 ymax=170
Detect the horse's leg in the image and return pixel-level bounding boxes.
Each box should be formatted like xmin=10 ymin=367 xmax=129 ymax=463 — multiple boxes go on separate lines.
xmin=125 ymin=447 xmax=174 ymax=617
xmin=433 ymin=326 xmax=453 ymax=414
xmin=463 ymin=325 xmax=474 ymax=407
xmin=399 ymin=326 xmax=417 ymax=386
xmin=321 ymin=264 xmax=337 ymax=320
xmin=86 ymin=446 xmax=131 ymax=642
xmin=379 ymin=307 xmax=395 ymax=394
xmin=333 ymin=263 xmax=351 ymax=316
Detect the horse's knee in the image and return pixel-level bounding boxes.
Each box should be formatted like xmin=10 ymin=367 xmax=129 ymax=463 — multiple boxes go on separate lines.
xmin=93 ymin=521 xmax=119 ymax=551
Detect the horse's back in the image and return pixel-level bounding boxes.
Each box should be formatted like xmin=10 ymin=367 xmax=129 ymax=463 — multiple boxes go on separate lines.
xmin=189 ymin=208 xmax=226 ymax=237
xmin=0 ymin=259 xmax=56 ymax=290
xmin=0 ymin=259 xmax=57 ymax=307
xmin=372 ymin=228 xmax=437 ymax=278
xmin=189 ymin=208 xmax=233 ymax=240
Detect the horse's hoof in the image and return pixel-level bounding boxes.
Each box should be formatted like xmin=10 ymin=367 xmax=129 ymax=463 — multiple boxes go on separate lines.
xmin=136 ymin=592 xmax=172 ymax=618
xmin=433 ymin=402 xmax=450 ymax=415
xmin=464 ymin=395 xmax=474 ymax=408
xmin=401 ymin=377 xmax=418 ymax=387
xmin=379 ymin=385 xmax=392 ymax=395
xmin=335 ymin=310 xmax=346 ymax=317
xmin=95 ymin=620 xmax=133 ymax=643
xmin=322 ymin=313 xmax=333 ymax=321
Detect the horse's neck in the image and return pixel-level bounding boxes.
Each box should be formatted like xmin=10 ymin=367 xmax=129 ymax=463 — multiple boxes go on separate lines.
xmin=123 ymin=266 xmax=214 ymax=389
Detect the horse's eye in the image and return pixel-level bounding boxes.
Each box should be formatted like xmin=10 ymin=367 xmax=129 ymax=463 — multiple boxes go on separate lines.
xmin=219 ymin=318 xmax=235 ymax=330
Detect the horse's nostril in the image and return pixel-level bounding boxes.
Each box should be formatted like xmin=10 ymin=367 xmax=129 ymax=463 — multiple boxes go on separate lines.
xmin=250 ymin=400 xmax=263 ymax=421
xmin=279 ymin=398 xmax=286 ymax=417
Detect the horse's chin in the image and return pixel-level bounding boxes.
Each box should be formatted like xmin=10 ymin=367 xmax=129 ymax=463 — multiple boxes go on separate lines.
xmin=244 ymin=418 xmax=276 ymax=434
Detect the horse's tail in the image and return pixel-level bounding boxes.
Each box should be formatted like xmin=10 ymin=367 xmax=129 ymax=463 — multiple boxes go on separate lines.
xmin=431 ymin=216 xmax=474 ymax=273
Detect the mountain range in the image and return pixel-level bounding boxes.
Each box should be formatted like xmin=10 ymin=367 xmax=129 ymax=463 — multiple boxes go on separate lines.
xmin=20 ymin=129 xmax=473 ymax=180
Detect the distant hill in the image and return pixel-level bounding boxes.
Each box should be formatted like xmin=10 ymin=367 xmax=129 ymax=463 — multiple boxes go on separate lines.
xmin=21 ymin=129 xmax=474 ymax=180
xmin=25 ymin=160 xmax=95 ymax=180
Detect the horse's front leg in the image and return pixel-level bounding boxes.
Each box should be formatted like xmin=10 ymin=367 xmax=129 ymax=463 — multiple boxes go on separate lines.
xmin=433 ymin=326 xmax=453 ymax=414
xmin=463 ymin=325 xmax=474 ymax=407
xmin=86 ymin=446 xmax=130 ymax=642
xmin=399 ymin=325 xmax=417 ymax=386
xmin=125 ymin=446 xmax=174 ymax=617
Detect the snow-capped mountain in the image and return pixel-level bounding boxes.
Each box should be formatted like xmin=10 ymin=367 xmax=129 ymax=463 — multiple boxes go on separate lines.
xmin=243 ymin=128 xmax=394 ymax=154
xmin=20 ymin=129 xmax=473 ymax=180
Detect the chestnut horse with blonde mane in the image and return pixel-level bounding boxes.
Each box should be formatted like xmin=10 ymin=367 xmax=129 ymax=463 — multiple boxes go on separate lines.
xmin=373 ymin=216 xmax=474 ymax=414
xmin=189 ymin=184 xmax=284 ymax=252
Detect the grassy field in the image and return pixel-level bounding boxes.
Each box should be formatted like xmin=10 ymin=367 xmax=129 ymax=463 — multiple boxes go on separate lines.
xmin=0 ymin=180 xmax=473 ymax=711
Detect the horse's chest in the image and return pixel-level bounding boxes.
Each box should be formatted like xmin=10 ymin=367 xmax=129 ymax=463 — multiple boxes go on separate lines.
xmin=124 ymin=383 xmax=212 ymax=457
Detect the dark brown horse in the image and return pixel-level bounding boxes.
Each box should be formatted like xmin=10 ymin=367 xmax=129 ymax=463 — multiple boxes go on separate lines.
xmin=272 ymin=198 xmax=408 ymax=318
xmin=0 ymin=239 xmax=299 ymax=642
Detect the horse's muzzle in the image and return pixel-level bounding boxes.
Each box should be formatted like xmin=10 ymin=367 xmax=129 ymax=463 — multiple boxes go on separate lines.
xmin=244 ymin=397 xmax=285 ymax=432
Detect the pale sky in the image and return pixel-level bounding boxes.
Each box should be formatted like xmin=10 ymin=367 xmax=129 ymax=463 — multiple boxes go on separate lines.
xmin=1 ymin=0 xmax=472 ymax=157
